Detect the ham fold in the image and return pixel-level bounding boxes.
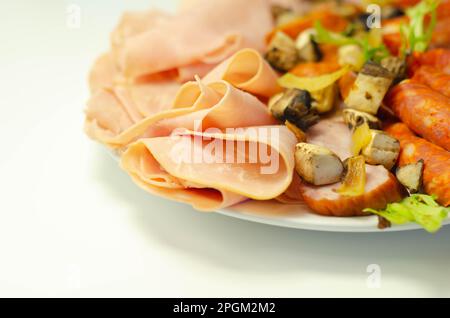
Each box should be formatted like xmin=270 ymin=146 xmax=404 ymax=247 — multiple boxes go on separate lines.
xmin=203 ymin=48 xmax=282 ymax=98
xmin=85 ymin=0 xmax=301 ymax=211
xmin=86 ymin=53 xmax=279 ymax=148
xmin=120 ymin=126 xmax=297 ymax=211
xmin=115 ymin=0 xmax=274 ymax=79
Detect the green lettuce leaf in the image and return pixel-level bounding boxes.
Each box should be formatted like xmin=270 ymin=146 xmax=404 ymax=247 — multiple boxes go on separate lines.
xmin=313 ymin=21 xmax=389 ymax=63
xmin=400 ymin=0 xmax=440 ymax=55
xmin=364 ymin=194 xmax=449 ymax=233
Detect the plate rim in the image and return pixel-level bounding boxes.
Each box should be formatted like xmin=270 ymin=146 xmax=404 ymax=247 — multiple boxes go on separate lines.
xmin=106 ymin=147 xmax=449 ymax=233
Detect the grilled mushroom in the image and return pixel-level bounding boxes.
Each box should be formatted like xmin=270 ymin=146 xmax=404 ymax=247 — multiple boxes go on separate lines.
xmin=344 ymin=61 xmax=394 ymax=114
xmin=265 ymin=31 xmax=299 ymax=72
xmin=296 ymin=29 xmax=323 ymax=62
xmin=396 ymin=160 xmax=424 ymax=194
xmin=268 ymin=92 xmax=283 ymax=117
xmin=361 ymin=130 xmax=400 ymax=170
xmin=269 ymin=89 xmax=319 ymax=130
xmin=271 ymin=5 xmax=291 ymax=21
xmin=343 ymin=109 xmax=381 ymax=131
xmin=295 ymin=143 xmax=344 ymax=186
xmin=381 ymin=6 xmax=404 ymax=20
xmin=271 ymin=5 xmax=298 ymax=26
xmin=381 ymin=56 xmax=406 ymax=84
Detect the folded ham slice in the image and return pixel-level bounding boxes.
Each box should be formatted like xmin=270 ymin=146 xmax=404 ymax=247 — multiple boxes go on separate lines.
xmin=85 ymin=79 xmax=181 ymax=144
xmin=86 ymin=78 xmax=277 ymax=148
xmin=120 ymin=126 xmax=297 ymax=211
xmin=115 ymin=0 xmax=274 ymax=79
xmin=299 ymin=116 xmax=405 ymax=216
xmin=203 ymin=49 xmax=282 ymax=98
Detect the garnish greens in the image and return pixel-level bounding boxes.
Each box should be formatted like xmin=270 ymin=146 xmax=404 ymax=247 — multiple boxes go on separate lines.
xmin=400 ymin=0 xmax=440 ymax=56
xmin=364 ymin=194 xmax=449 ymax=233
xmin=314 ymin=21 xmax=390 ymax=63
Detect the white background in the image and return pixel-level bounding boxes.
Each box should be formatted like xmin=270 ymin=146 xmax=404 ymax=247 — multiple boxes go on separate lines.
xmin=0 ymin=0 xmax=449 ymax=297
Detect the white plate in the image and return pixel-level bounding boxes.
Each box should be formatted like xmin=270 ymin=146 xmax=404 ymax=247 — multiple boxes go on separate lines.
xmin=108 ymin=149 xmax=449 ymax=233
xmin=220 ymin=200 xmax=450 ymax=232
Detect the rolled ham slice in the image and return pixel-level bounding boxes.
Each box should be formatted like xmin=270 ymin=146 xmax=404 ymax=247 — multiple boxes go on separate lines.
xmin=203 ymin=49 xmax=282 ymax=98
xmin=86 ymin=78 xmax=277 ymax=148
xmin=299 ymin=117 xmax=405 ymax=216
xmin=120 ymin=126 xmax=297 ymax=211
xmin=115 ymin=0 xmax=274 ymax=79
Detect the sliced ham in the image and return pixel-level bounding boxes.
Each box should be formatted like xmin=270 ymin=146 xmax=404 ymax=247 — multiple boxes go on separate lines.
xmin=203 ymin=49 xmax=282 ymax=98
xmin=89 ymin=53 xmax=116 ymax=94
xmin=111 ymin=9 xmax=171 ymax=50
xmin=115 ymin=0 xmax=274 ymax=79
xmin=299 ymin=117 xmax=405 ymax=216
xmin=85 ymin=79 xmax=180 ymax=144
xmin=121 ymin=126 xmax=297 ymax=211
xmin=87 ymin=78 xmax=277 ymax=148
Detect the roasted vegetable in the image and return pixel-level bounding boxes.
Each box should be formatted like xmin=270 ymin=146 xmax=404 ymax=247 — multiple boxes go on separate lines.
xmin=351 ymin=122 xmax=372 ymax=156
xmin=337 ymin=156 xmax=366 ymax=197
xmin=344 ymin=61 xmax=394 ymax=114
xmin=310 ymin=83 xmax=338 ymax=114
xmin=343 ymin=109 xmax=381 ymax=131
xmin=295 ymin=143 xmax=344 ymax=186
xmin=265 ymin=31 xmax=299 ymax=72
xmin=381 ymin=6 xmax=404 ymax=20
xmin=362 ymin=130 xmax=400 ymax=170
xmin=268 ymin=93 xmax=283 ymax=117
xmin=338 ymin=44 xmax=364 ymax=71
xmin=364 ymin=194 xmax=449 ymax=233
xmin=278 ymin=66 xmax=349 ymax=92
xmin=271 ymin=5 xmax=291 ymax=21
xmin=285 ymin=120 xmax=306 ymax=142
xmin=359 ymin=13 xmax=372 ymax=31
xmin=296 ymin=29 xmax=323 ymax=62
xmin=396 ymin=160 xmax=424 ymax=194
xmin=269 ymin=89 xmax=319 ymax=130
xmin=381 ymin=56 xmax=406 ymax=83
xmin=284 ymin=107 xmax=319 ymax=131
xmin=271 ymin=5 xmax=298 ymax=26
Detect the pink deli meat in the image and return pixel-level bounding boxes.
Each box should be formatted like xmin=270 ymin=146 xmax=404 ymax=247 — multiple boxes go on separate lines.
xmin=115 ymin=0 xmax=274 ymax=79
xmin=121 ymin=126 xmax=297 ymax=211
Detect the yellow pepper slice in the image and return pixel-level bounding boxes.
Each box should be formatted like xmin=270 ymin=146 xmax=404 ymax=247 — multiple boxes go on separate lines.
xmin=337 ymin=156 xmax=366 ymax=197
xmin=351 ymin=122 xmax=372 ymax=156
xmin=278 ymin=66 xmax=349 ymax=92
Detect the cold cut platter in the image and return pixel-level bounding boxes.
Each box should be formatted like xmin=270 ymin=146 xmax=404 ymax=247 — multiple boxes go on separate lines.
xmin=87 ymin=0 xmax=450 ymax=233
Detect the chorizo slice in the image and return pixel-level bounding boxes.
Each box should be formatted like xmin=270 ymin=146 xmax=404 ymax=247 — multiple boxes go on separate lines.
xmin=385 ymin=123 xmax=450 ymax=207
xmin=385 ymin=80 xmax=450 ymax=150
